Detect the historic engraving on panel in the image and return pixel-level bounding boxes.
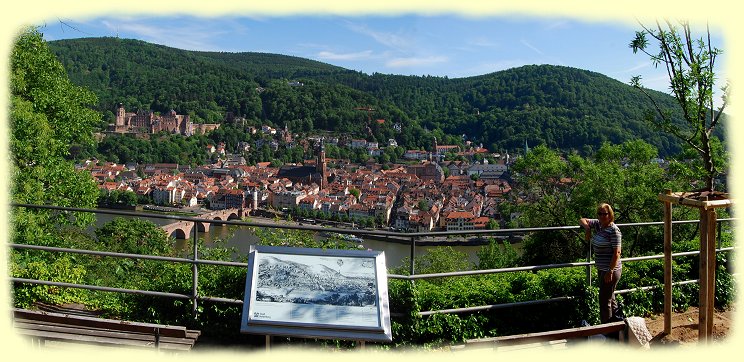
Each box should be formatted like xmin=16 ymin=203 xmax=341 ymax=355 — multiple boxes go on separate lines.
xmin=255 ymin=254 xmax=377 ymax=307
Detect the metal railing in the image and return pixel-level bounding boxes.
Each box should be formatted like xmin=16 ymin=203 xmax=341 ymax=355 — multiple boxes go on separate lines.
xmin=8 ymin=203 xmax=736 ymax=318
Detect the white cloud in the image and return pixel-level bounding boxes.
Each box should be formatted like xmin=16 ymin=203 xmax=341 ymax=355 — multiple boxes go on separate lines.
xmin=467 ymin=36 xmax=499 ymax=48
xmin=386 ymin=56 xmax=448 ymax=68
xmin=640 ymin=74 xmax=672 ymax=93
xmin=520 ymin=39 xmax=544 ymax=55
xmin=457 ymin=60 xmax=525 ymax=77
xmin=344 ymin=21 xmax=411 ymax=52
xmin=619 ymin=61 xmax=653 ymax=74
xmin=100 ymin=18 xmax=226 ymax=51
xmin=544 ymin=20 xmax=570 ymax=31
xmin=317 ymin=50 xmax=374 ymax=61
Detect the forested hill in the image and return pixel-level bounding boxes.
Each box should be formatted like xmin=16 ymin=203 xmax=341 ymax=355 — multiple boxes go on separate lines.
xmin=48 ymin=36 xmax=709 ymax=157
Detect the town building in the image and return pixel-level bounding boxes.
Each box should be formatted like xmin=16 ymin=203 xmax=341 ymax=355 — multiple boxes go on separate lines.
xmin=276 ymin=143 xmax=328 ymax=189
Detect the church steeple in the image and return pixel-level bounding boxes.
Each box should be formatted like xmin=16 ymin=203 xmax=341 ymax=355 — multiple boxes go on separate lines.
xmin=316 ymin=139 xmax=327 ymax=189
xmin=431 ymin=137 xmax=438 ymax=162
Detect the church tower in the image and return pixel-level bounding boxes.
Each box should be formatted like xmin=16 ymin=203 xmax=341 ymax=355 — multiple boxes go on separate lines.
xmin=316 ymin=140 xmax=327 ymax=189
xmin=431 ymin=137 xmax=439 ymax=162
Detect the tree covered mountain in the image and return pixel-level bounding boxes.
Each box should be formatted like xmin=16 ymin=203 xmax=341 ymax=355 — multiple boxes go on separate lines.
xmin=48 ymin=36 xmax=719 ymax=157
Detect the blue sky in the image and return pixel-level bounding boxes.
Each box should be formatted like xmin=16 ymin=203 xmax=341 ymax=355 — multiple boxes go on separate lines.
xmin=37 ymin=14 xmax=726 ymax=95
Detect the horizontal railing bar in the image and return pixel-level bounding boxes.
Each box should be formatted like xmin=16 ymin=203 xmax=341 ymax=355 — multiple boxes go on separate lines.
xmin=11 ymin=278 xmax=193 ymax=300
xmin=12 ymin=278 xmax=245 ymax=305
xmin=615 ymin=273 xmax=738 ymax=295
xmin=417 ymin=274 xmax=735 ymax=316
xmin=390 ymin=261 xmax=594 ymax=280
xmin=615 ymin=279 xmax=699 ymax=295
xmin=10 ymin=203 xmax=735 ymax=240
xmin=418 ymin=297 xmax=574 ymax=316
xmin=388 ymin=247 xmax=735 ymax=280
xmin=10 ymin=244 xmax=247 ymax=268
xmin=197 ymin=296 xmax=244 ymax=305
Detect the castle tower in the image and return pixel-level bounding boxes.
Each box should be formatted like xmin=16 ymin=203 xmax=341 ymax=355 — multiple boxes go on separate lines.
xmin=115 ymin=103 xmax=126 ymax=127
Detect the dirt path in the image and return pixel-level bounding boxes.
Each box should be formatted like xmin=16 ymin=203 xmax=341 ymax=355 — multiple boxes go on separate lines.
xmin=643 ymin=306 xmax=734 ymax=346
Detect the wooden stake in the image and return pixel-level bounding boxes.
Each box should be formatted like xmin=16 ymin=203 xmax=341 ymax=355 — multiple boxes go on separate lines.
xmin=706 ymin=209 xmax=718 ymax=338
xmin=663 ymin=191 xmax=673 ymax=335
xmin=698 ymin=207 xmax=709 ymax=342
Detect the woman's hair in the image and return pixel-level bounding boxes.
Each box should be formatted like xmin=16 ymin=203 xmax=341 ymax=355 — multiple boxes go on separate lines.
xmin=597 ymin=203 xmax=615 ymax=222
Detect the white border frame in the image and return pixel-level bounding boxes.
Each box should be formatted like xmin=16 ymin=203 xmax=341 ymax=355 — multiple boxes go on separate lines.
xmin=240 ymin=245 xmax=392 ymax=342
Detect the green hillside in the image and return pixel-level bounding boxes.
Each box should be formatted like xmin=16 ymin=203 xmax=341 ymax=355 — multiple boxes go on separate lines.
xmin=48 ymin=36 xmax=712 ymax=157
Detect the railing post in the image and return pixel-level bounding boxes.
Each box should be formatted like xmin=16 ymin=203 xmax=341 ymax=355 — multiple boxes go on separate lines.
xmin=192 ymin=221 xmax=199 ymax=318
xmin=409 ymin=236 xmax=416 ymax=276
xmin=586 ymin=234 xmax=592 ymax=287
xmin=663 ymin=192 xmax=673 ymax=335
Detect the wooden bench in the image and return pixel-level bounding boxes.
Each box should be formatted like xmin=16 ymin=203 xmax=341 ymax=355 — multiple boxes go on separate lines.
xmin=457 ymin=321 xmax=627 ymax=350
xmin=12 ymin=308 xmax=201 ymax=351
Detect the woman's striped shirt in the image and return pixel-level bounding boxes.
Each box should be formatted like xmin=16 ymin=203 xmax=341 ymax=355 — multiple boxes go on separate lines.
xmin=588 ymin=219 xmax=622 ymax=272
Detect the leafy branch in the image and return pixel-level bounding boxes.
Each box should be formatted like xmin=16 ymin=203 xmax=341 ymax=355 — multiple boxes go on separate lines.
xmin=629 ymin=19 xmax=728 ymax=191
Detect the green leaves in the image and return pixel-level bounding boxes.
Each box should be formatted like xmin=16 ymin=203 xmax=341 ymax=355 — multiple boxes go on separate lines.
xmin=95 ymin=218 xmax=173 ymax=255
xmin=629 ymin=30 xmax=649 ymax=54
xmin=10 ymin=28 xmax=101 ymax=238
xmin=12 ymin=28 xmax=100 ymax=152
xmin=510 ymin=140 xmax=687 ymax=262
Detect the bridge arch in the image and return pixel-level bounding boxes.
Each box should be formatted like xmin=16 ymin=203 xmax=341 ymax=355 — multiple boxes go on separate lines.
xmin=168 ymin=228 xmax=188 ymax=240
xmin=196 ymin=222 xmax=211 ymax=233
xmin=160 ymin=208 xmax=244 ymax=239
xmin=161 ymin=221 xmax=193 ymax=240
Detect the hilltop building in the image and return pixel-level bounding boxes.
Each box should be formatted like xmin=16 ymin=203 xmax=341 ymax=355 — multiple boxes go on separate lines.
xmin=108 ymin=104 xmax=221 ymax=136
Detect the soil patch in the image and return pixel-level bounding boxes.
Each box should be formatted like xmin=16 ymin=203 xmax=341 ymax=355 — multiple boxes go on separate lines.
xmin=644 ymin=306 xmax=734 ymax=346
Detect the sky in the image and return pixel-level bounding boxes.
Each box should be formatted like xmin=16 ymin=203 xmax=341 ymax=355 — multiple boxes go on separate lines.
xmin=36 ymin=14 xmax=726 ymax=96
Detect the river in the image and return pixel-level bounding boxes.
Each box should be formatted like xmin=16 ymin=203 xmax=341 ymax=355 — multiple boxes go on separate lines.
xmin=92 ymin=210 xmax=492 ymax=269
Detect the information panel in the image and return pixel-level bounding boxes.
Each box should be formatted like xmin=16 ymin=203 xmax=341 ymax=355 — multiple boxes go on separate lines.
xmin=240 ymin=245 xmax=392 ymax=342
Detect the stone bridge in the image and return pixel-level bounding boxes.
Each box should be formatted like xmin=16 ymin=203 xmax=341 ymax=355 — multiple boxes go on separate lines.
xmin=161 ymin=208 xmax=246 ymax=239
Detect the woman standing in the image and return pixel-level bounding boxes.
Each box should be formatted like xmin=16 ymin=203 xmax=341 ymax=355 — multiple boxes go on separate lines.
xmin=580 ymin=203 xmax=622 ymax=323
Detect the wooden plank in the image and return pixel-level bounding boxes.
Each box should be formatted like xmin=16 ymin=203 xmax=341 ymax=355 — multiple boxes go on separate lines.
xmin=16 ymin=320 xmax=198 ymax=346
xmin=663 ymin=196 xmax=673 ymax=335
xmin=657 ymin=193 xmax=732 ymax=210
xmin=13 ymin=309 xmax=189 ymax=338
xmin=465 ymin=321 xmax=625 ymax=346
xmin=12 ymin=308 xmax=199 ymax=351
xmin=19 ymin=328 xmax=194 ymax=351
xmin=185 ymin=330 xmax=202 ymax=340
xmin=14 ymin=320 xmax=201 ymax=347
xmin=16 ymin=328 xmax=158 ymax=348
xmin=495 ymin=339 xmax=568 ymax=352
xmin=15 ymin=320 xmax=156 ymax=342
xmin=15 ymin=321 xmax=198 ymax=350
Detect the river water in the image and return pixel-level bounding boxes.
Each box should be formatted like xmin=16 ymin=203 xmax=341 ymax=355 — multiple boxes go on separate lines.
xmin=92 ymin=210 xmax=489 ymax=269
